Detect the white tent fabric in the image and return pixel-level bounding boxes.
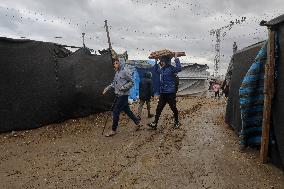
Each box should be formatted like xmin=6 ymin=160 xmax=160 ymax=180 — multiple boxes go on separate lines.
xmin=177 ymin=63 xmax=209 ymax=96
xmin=178 ymin=79 xmax=208 ymax=96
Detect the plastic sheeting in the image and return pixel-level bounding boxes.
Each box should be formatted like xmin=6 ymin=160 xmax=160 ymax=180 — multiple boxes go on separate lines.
xmin=225 ymin=42 xmax=265 ymax=132
xmin=137 ymin=66 xmax=161 ymax=96
xmin=129 ymin=61 xmax=209 ymax=99
xmin=57 ymin=48 xmax=115 ymax=118
xmin=126 ymin=60 xmax=160 ymax=101
xmin=239 ymin=42 xmax=267 ymax=147
xmin=225 ymin=27 xmax=284 ymax=169
xmin=177 ymin=79 xmax=208 ymax=96
xmin=271 ymin=23 xmax=284 ymax=169
xmin=177 ymin=64 xmax=209 ymax=96
xmin=129 ymin=70 xmax=140 ymax=101
xmin=0 ymin=38 xmax=65 ymax=132
xmin=0 ymin=37 xmax=114 ymax=132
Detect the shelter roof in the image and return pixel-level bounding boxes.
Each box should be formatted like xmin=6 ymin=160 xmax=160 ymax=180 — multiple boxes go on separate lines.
xmin=181 ymin=63 xmax=209 ymax=69
xmin=265 ymin=14 xmax=284 ymax=26
xmin=235 ymin=41 xmax=266 ymax=55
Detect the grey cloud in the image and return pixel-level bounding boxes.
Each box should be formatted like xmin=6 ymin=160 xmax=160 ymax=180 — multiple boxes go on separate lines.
xmin=0 ymin=0 xmax=283 ymax=74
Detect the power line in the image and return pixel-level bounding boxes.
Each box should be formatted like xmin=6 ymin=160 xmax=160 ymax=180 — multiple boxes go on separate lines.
xmin=209 ymin=16 xmax=246 ymax=76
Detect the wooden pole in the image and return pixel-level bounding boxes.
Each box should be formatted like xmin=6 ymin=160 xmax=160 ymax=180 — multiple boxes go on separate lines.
xmin=260 ymin=28 xmax=275 ymax=163
xmin=104 ymin=20 xmax=112 ymax=50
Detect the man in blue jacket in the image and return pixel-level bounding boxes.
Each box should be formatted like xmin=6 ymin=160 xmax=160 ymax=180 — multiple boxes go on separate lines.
xmin=148 ymin=52 xmax=182 ymax=129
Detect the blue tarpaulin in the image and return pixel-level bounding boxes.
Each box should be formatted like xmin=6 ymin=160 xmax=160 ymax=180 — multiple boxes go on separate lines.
xmin=129 ymin=60 xmax=160 ymax=101
xmin=129 ymin=70 xmax=140 ymax=101
xmin=136 ymin=66 xmax=160 ymax=96
xmin=239 ymin=42 xmax=267 ymax=147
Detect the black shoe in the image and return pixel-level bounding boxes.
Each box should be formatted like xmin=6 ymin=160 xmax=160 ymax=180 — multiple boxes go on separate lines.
xmin=174 ymin=122 xmax=180 ymax=129
xmin=136 ymin=122 xmax=143 ymax=131
xmin=147 ymin=122 xmax=157 ymax=129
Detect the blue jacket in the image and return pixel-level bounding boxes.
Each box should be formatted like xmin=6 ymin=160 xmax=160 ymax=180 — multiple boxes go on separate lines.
xmin=155 ymin=58 xmax=182 ymax=93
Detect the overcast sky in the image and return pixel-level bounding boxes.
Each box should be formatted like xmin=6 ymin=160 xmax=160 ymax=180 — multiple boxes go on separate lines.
xmin=0 ymin=0 xmax=283 ymax=74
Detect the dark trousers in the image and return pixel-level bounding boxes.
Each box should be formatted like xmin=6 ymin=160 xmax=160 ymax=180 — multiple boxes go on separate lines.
xmin=112 ymin=95 xmax=139 ymax=131
xmin=215 ymin=91 xmax=220 ymax=98
xmin=154 ymin=93 xmax=179 ymax=124
xmin=137 ymin=99 xmax=151 ymax=118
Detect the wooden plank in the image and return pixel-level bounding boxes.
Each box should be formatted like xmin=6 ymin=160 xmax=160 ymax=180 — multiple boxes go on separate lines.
xmin=260 ymin=29 xmax=275 ymax=163
xmin=148 ymin=49 xmax=186 ymax=59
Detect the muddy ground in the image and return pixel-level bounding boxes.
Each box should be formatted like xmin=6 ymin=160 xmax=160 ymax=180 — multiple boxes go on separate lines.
xmin=0 ymin=96 xmax=283 ymax=189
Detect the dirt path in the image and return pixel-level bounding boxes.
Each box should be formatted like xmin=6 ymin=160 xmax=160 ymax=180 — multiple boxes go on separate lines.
xmin=0 ymin=96 xmax=283 ymax=189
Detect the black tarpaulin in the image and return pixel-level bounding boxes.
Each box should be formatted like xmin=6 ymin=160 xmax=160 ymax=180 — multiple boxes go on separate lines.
xmin=57 ymin=48 xmax=115 ymax=118
xmin=0 ymin=37 xmax=114 ymax=132
xmin=225 ymin=42 xmax=265 ymax=133
xmin=0 ymin=38 xmax=64 ymax=131
xmin=225 ymin=16 xmax=284 ymax=168
xmin=271 ymin=23 xmax=284 ymax=169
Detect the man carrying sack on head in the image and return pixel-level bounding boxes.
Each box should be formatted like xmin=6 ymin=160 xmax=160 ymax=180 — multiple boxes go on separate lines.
xmin=148 ymin=52 xmax=182 ymax=129
xmin=102 ymin=58 xmax=142 ymax=137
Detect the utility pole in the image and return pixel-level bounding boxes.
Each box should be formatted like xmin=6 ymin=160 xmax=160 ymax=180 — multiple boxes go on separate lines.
xmin=210 ymin=17 xmax=246 ymax=77
xmin=214 ymin=29 xmax=221 ymax=77
xmin=104 ymin=20 xmax=112 ymax=50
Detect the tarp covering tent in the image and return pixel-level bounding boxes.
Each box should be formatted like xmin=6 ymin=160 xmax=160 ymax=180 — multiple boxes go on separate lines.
xmin=136 ymin=60 xmax=160 ymax=96
xmin=225 ymin=14 xmax=284 ymax=169
xmin=265 ymin=14 xmax=284 ymax=169
xmin=126 ymin=60 xmax=160 ymax=100
xmin=57 ymin=48 xmax=115 ymax=118
xmin=236 ymin=38 xmax=284 ymax=169
xmin=126 ymin=60 xmax=209 ymax=99
xmin=123 ymin=61 xmax=141 ymax=101
xmin=0 ymin=37 xmax=114 ymax=132
xmin=0 ymin=37 xmax=68 ymax=132
xmin=239 ymin=43 xmax=267 ymax=147
xmin=177 ymin=63 xmax=209 ymax=96
xmin=225 ymin=41 xmax=265 ymax=132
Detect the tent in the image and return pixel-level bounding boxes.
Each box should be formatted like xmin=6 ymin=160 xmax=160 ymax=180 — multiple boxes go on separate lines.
xmin=0 ymin=37 xmax=114 ymax=132
xmin=125 ymin=60 xmax=160 ymax=101
xmin=225 ymin=41 xmax=265 ymax=132
xmin=57 ymin=48 xmax=115 ymax=118
xmin=264 ymin=14 xmax=284 ymax=169
xmin=126 ymin=60 xmax=209 ymax=99
xmin=225 ymin=14 xmax=284 ymax=169
xmin=177 ymin=63 xmax=209 ymax=96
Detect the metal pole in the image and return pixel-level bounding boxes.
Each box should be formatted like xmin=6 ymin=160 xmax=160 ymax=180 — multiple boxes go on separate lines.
xmin=210 ymin=18 xmax=246 ymax=77
xmin=214 ymin=29 xmax=221 ymax=76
